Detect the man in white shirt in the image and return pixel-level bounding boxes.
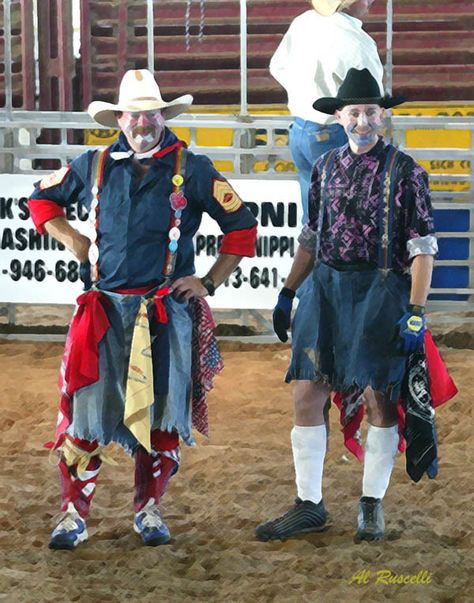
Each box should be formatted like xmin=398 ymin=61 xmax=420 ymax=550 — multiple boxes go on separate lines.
xmin=270 ymin=0 xmax=383 ymax=223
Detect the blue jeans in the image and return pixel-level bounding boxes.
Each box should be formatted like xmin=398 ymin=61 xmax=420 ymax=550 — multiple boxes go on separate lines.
xmin=289 ymin=118 xmax=347 ymax=224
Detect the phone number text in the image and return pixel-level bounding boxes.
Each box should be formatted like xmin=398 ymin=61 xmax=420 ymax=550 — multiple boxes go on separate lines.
xmin=224 ymin=266 xmax=284 ymax=289
xmin=3 ymin=259 xmax=80 ymax=282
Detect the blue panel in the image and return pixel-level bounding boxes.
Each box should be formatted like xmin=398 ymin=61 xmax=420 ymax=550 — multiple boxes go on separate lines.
xmin=433 ymin=209 xmax=470 ymax=232
xmin=437 ymin=237 xmax=470 ymax=260
xmin=431 ymin=266 xmax=469 ymax=288
xmin=429 ymin=294 xmax=469 ymax=301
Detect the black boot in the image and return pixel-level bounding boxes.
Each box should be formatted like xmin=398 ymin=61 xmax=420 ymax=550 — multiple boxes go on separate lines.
xmin=356 ymin=496 xmax=384 ymax=542
xmin=256 ymin=498 xmax=327 ymax=541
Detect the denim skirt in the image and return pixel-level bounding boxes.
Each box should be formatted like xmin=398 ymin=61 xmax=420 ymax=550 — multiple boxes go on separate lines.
xmin=287 ymin=263 xmax=411 ymax=401
xmin=68 ymin=291 xmax=194 ymax=452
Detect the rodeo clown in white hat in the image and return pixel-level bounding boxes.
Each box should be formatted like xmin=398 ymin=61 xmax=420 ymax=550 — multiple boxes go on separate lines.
xmin=28 ymin=69 xmax=257 ymax=549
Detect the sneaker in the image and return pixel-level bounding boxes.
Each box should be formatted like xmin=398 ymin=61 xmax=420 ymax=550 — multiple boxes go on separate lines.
xmin=255 ymin=498 xmax=327 ymax=541
xmin=134 ymin=504 xmax=171 ymax=546
xmin=49 ymin=503 xmax=88 ymax=550
xmin=356 ymin=496 xmax=385 ymax=542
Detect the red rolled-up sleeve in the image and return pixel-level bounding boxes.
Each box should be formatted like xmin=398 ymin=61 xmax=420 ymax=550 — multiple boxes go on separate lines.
xmin=28 ymin=199 xmax=66 ymax=234
xmin=219 ymin=224 xmax=257 ymax=257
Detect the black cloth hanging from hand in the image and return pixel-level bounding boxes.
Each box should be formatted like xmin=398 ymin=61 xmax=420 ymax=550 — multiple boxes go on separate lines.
xmin=402 ymin=349 xmax=439 ymax=482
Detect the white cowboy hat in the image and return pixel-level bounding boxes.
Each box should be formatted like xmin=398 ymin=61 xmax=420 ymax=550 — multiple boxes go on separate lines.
xmin=88 ymin=69 xmax=193 ymax=128
xmin=311 ymin=0 xmax=358 ymax=16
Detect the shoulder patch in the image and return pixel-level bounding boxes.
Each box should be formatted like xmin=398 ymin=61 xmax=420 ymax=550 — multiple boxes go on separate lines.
xmin=39 ymin=166 xmax=71 ymax=190
xmin=212 ymin=179 xmax=243 ymax=213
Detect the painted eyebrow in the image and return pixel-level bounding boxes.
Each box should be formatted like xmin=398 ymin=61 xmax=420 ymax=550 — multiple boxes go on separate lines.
xmin=348 ymin=109 xmax=378 ymax=115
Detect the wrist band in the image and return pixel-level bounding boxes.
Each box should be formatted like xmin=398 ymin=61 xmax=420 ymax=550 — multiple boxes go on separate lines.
xmin=408 ymin=304 xmax=425 ymax=316
xmin=200 ymin=276 xmax=216 ymax=296
xmin=280 ymin=287 xmax=296 ymax=299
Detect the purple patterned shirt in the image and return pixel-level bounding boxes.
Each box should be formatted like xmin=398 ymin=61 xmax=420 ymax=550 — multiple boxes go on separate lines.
xmin=303 ymin=138 xmax=435 ymax=271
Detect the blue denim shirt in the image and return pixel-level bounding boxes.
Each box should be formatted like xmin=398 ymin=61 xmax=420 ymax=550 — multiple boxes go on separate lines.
xmin=31 ymin=128 xmax=257 ymax=290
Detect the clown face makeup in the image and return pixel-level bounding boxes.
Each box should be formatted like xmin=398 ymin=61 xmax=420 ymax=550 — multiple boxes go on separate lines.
xmin=117 ymin=109 xmax=166 ymax=153
xmin=335 ymin=104 xmax=384 ymax=153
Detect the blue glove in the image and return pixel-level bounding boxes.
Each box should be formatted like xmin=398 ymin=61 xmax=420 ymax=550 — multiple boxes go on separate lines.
xmin=273 ymin=287 xmax=295 ymax=342
xmin=397 ymin=305 xmax=426 ymax=354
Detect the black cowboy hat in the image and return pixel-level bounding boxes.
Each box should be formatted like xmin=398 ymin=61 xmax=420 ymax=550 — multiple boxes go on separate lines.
xmin=313 ymin=68 xmax=405 ymax=115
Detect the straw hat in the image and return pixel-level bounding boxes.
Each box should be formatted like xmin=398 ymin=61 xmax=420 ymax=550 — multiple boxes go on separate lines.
xmin=313 ymin=68 xmax=405 ymax=115
xmin=311 ymin=0 xmax=358 ymax=17
xmin=88 ymin=69 xmax=193 ymax=128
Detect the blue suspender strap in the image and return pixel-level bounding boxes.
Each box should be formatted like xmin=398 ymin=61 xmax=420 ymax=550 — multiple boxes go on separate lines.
xmin=162 ymin=145 xmax=188 ymax=278
xmin=377 ymin=146 xmax=401 ymax=271
xmin=315 ymin=148 xmax=339 ymax=262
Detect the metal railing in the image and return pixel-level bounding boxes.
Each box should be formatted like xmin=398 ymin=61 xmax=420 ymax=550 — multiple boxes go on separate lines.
xmin=1 ymin=110 xmax=473 ymax=175
xmin=0 ymin=110 xmax=297 ymax=175
xmin=0 ymin=110 xmax=473 ymax=312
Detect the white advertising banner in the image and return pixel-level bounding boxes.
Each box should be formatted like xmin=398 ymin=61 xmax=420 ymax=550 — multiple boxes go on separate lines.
xmin=0 ymin=175 xmax=301 ymax=308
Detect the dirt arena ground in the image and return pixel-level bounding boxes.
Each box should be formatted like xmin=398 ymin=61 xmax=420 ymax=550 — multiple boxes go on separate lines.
xmin=0 ymin=337 xmax=472 ymax=603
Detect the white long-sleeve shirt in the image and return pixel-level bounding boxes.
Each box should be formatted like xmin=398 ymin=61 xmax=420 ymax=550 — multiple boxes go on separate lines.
xmin=270 ymin=10 xmax=384 ymax=124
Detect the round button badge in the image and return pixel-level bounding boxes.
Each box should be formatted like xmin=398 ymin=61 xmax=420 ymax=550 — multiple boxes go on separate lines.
xmin=172 ymin=174 xmax=184 ymax=187
xmin=88 ymin=243 xmax=99 ymax=265
xmin=169 ymin=227 xmax=181 ymax=241
xmin=169 ymin=191 xmax=187 ymax=210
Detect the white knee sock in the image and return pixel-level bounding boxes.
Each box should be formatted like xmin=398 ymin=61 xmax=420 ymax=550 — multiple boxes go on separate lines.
xmin=291 ymin=425 xmax=327 ymax=505
xmin=362 ymin=424 xmax=399 ymax=499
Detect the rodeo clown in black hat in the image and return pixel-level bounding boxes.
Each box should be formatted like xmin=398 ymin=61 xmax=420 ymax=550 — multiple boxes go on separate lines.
xmin=256 ymin=68 xmax=456 ymax=542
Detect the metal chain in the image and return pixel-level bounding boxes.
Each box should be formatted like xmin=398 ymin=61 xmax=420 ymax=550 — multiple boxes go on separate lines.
xmin=199 ymin=0 xmax=205 ymax=42
xmin=185 ymin=0 xmax=205 ymax=50
xmin=185 ymin=0 xmax=192 ymax=50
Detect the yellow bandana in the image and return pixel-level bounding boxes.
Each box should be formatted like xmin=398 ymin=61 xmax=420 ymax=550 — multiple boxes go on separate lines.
xmin=124 ymin=300 xmax=154 ymax=452
xmin=61 ymin=438 xmax=117 ymax=478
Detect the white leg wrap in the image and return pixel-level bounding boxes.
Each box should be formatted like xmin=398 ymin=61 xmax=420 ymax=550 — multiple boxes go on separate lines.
xmin=291 ymin=425 xmax=327 ymax=505
xmin=362 ymin=424 xmax=399 ymax=499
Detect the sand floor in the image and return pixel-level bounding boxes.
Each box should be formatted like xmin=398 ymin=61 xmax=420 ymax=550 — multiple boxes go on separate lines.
xmin=0 ymin=339 xmax=472 ymax=603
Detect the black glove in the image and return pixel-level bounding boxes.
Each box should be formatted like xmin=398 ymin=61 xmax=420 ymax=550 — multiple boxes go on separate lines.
xmin=272 ymin=287 xmax=295 ymax=342
xmin=79 ymin=261 xmax=92 ymax=291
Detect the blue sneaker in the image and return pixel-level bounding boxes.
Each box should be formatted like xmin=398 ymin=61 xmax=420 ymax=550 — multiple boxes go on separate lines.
xmin=49 ymin=503 xmax=88 ymax=550
xmin=134 ymin=504 xmax=171 ymax=546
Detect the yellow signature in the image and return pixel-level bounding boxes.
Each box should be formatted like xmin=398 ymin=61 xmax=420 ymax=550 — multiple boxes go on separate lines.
xmin=349 ymin=569 xmax=432 ymax=585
